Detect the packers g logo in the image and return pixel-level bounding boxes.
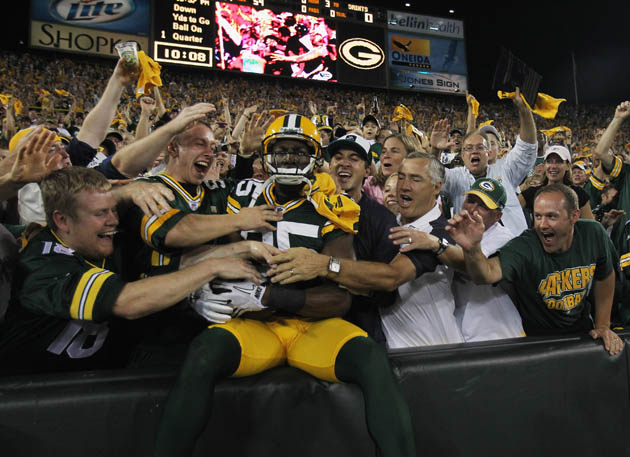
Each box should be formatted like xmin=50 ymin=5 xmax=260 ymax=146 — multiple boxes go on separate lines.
xmin=339 ymin=38 xmax=385 ymax=70
xmin=479 ymin=180 xmax=495 ymax=192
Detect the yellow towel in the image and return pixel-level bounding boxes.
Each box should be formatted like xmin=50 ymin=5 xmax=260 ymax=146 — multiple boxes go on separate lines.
xmin=136 ymin=51 xmax=163 ymax=98
xmin=468 ymin=94 xmax=479 ymax=117
xmin=304 ymin=173 xmax=360 ymax=234
xmin=479 ymin=120 xmax=494 ymax=127
xmin=0 ymin=93 xmax=10 ymax=105
xmin=540 ymin=126 xmax=570 ymax=137
xmin=14 ymin=99 xmax=22 ymax=115
xmin=392 ymin=104 xmax=413 ymax=122
xmin=55 ymin=89 xmax=71 ymax=97
xmin=497 ymin=91 xmax=566 ymax=119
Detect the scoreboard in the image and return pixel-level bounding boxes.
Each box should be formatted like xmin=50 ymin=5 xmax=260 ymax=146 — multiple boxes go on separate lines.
xmin=29 ymin=0 xmax=467 ymax=95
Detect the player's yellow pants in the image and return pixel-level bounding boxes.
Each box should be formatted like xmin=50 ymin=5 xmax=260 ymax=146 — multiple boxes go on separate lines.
xmin=211 ymin=317 xmax=367 ymax=382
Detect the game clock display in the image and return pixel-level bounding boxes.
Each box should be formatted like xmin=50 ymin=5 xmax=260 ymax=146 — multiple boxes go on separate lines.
xmin=154 ymin=42 xmax=213 ymax=67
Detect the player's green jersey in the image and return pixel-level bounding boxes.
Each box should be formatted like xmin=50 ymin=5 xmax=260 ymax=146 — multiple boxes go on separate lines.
xmin=497 ymin=219 xmax=616 ymax=334
xmin=226 ymin=178 xmax=354 ymax=251
xmin=0 ymin=226 xmax=128 ymax=373
xmin=120 ymin=173 xmax=230 ymax=278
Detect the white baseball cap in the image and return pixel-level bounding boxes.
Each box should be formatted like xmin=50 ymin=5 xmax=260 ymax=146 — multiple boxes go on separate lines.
xmin=544 ymin=145 xmax=571 ymax=162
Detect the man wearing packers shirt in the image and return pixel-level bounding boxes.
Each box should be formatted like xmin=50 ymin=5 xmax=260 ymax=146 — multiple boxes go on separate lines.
xmin=446 ymin=183 xmax=624 ymax=356
xmin=0 ymin=167 xmax=263 ymax=375
xmin=154 ymin=115 xmax=416 ymax=457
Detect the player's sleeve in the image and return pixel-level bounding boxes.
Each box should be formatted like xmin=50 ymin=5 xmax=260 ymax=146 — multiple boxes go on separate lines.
xmin=226 ymin=179 xmax=262 ymax=214
xmin=18 ymin=257 xmax=126 ymax=323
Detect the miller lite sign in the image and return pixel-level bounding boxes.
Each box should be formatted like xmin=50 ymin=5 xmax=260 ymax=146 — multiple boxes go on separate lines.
xmin=49 ymin=0 xmax=136 ymax=24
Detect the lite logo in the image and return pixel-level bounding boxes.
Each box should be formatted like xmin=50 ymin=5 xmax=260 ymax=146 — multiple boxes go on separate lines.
xmin=49 ymin=0 xmax=136 ymax=24
xmin=339 ymin=38 xmax=384 ymax=70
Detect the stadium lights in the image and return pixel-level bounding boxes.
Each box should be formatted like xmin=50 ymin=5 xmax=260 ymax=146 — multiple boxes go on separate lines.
xmin=405 ymin=3 xmax=411 ymax=6
xmin=449 ymin=9 xmax=455 ymax=13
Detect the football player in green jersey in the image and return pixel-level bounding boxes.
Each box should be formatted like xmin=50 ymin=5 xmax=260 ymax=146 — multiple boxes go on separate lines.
xmin=0 ymin=167 xmax=264 ymax=374
xmin=154 ymin=115 xmax=416 ymax=457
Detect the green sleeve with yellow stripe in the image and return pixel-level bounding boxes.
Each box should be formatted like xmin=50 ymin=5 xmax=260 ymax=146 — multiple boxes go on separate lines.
xmin=15 ymin=229 xmax=126 ymax=323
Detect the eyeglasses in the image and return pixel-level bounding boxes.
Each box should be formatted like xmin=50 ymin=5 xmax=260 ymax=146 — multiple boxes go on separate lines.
xmin=463 ymin=144 xmax=488 ymax=153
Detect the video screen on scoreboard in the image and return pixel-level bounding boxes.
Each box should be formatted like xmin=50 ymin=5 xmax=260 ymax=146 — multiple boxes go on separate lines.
xmin=214 ymin=2 xmax=337 ymax=82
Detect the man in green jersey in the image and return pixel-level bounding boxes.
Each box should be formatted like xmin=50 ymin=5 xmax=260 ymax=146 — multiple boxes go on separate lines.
xmin=0 ymin=167 xmax=264 ymax=374
xmin=446 ymin=183 xmax=624 ymax=356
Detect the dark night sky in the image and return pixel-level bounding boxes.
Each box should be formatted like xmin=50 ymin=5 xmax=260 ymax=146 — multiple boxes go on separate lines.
xmin=3 ymin=1 xmax=629 ymax=105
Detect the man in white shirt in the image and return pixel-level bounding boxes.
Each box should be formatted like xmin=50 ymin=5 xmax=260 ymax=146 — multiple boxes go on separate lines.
xmin=449 ymin=178 xmax=524 ymax=341
xmin=431 ymin=87 xmax=538 ymax=237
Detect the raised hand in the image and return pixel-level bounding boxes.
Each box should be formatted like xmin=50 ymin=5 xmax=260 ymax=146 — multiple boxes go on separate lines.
xmin=446 ymin=209 xmax=485 ymax=251
xmin=9 ymin=127 xmax=61 ymax=184
xmin=614 ymin=100 xmax=630 ymax=120
xmin=166 ymin=103 xmax=216 ymax=134
xmin=430 ymin=118 xmax=455 ymax=151
xmin=239 ymin=110 xmax=274 ymax=158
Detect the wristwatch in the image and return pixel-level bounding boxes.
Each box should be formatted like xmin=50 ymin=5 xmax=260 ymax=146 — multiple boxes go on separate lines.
xmin=327 ymin=256 xmax=341 ymax=277
xmin=434 ymin=238 xmax=449 ymax=256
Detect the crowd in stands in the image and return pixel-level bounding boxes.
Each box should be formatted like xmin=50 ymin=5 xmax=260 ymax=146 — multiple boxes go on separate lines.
xmin=2 ymin=51 xmax=629 ymax=156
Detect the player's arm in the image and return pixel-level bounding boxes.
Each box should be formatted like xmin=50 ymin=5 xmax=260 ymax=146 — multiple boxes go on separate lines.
xmin=296 ymin=233 xmax=355 ymax=317
xmin=113 ymin=257 xmax=262 ymax=319
xmin=589 ymin=270 xmax=625 ymax=356
xmin=594 ymin=101 xmax=630 ymax=172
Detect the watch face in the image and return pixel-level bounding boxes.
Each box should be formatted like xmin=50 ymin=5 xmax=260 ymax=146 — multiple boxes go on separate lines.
xmin=329 ymin=257 xmax=341 ymax=273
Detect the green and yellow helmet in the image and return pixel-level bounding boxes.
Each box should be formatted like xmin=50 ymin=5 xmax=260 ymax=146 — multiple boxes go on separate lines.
xmin=262 ymin=114 xmax=322 ymax=185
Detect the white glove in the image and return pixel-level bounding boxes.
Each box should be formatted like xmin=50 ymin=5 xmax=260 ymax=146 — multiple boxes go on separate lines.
xmin=191 ymin=279 xmax=267 ymax=323
xmin=190 ymin=292 xmax=234 ymax=324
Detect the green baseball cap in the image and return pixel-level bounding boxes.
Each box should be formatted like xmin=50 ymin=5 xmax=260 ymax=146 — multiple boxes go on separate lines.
xmin=466 ymin=177 xmax=506 ymax=210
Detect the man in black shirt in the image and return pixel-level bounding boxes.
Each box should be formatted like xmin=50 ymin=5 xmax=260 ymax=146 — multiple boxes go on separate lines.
xmin=326 ymin=133 xmax=398 ymax=343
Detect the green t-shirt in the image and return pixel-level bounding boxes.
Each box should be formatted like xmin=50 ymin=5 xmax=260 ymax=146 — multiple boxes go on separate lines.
xmin=498 ymin=219 xmax=616 ymax=334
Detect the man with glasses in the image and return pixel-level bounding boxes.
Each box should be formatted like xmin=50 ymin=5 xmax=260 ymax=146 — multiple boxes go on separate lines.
xmin=436 ymin=88 xmax=538 ymax=237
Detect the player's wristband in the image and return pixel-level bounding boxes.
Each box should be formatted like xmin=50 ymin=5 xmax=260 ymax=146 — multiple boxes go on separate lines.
xmin=267 ymin=285 xmax=306 ymax=314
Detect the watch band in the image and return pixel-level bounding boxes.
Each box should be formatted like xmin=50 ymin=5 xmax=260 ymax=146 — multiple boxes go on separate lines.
xmin=434 ymin=238 xmax=449 ymax=256
xmin=327 ymin=256 xmax=341 ymax=277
